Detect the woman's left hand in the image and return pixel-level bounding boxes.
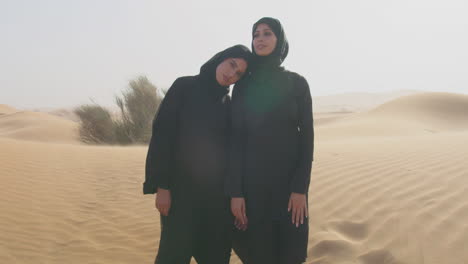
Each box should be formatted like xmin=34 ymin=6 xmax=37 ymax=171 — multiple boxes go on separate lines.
xmin=288 ymin=192 xmax=308 ymax=227
xmin=234 ymin=217 xmax=248 ymax=231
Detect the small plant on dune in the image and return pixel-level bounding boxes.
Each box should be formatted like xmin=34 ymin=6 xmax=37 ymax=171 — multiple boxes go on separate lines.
xmin=75 ymin=76 xmax=164 ymax=145
xmin=114 ymin=76 xmax=163 ymax=144
xmin=75 ymin=104 xmax=115 ymax=144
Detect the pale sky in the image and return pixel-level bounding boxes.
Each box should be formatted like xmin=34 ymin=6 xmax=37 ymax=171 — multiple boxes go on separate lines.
xmin=1 ymin=0 xmax=467 ymax=108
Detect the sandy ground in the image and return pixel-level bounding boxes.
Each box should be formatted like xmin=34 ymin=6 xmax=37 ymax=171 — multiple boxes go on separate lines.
xmin=1 ymin=92 xmax=467 ymax=264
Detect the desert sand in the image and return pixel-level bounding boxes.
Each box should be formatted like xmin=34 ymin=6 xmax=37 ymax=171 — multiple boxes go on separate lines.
xmin=1 ymin=92 xmax=467 ymax=264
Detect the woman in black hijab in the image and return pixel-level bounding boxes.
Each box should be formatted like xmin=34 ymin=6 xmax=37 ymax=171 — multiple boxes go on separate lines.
xmin=226 ymin=18 xmax=314 ymax=264
xmin=143 ymin=45 xmax=252 ymax=264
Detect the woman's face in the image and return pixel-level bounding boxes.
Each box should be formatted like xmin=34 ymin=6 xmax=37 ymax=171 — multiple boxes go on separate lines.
xmin=253 ymin=23 xmax=277 ymax=56
xmin=215 ymin=58 xmax=248 ymax=86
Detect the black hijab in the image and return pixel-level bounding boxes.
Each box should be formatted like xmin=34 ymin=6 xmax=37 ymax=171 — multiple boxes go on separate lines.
xmin=243 ymin=18 xmax=290 ymax=114
xmin=199 ymin=44 xmax=252 ymax=98
xmin=251 ymin=17 xmax=289 ymax=68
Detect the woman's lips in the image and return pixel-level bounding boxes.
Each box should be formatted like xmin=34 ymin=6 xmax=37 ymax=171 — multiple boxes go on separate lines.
xmin=257 ymin=44 xmax=266 ymax=49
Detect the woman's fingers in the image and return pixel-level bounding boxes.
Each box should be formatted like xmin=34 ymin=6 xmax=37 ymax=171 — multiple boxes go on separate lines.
xmin=239 ymin=203 xmax=245 ymax=225
xmin=296 ymin=208 xmax=300 ymax=227
xmin=156 ymin=200 xmax=170 ymax=216
xmin=232 ymin=208 xmax=242 ymax=225
xmin=234 ymin=218 xmax=247 ymax=231
xmin=292 ymin=203 xmax=297 ymax=225
xmin=235 ymin=211 xmax=242 ymax=224
xmin=293 ymin=204 xmax=305 ymax=227
xmin=159 ymin=204 xmax=166 ymax=216
xmin=290 ymin=199 xmax=294 ymax=224
xmin=299 ymin=206 xmax=304 ymax=226
xmin=160 ymin=202 xmax=168 ymax=216
xmin=231 ymin=198 xmax=248 ymax=226
xmin=156 ymin=203 xmax=164 ymax=215
xmin=241 ymin=201 xmax=248 ymax=225
xmin=289 ymin=192 xmax=308 ymax=227
xmin=304 ymin=205 xmax=307 ymax=222
xmin=156 ymin=188 xmax=171 ymax=216
xmin=234 ymin=213 xmax=245 ymax=230
xmin=235 ymin=218 xmax=241 ymax=229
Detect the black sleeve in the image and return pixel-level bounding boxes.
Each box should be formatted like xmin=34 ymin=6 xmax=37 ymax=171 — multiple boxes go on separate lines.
xmin=143 ymin=78 xmax=186 ymax=194
xmin=225 ymin=81 xmax=246 ymax=198
xmin=290 ymin=75 xmax=314 ymax=194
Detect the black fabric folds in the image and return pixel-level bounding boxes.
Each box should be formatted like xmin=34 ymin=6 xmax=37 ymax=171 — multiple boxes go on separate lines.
xmin=143 ymin=44 xmax=252 ymax=195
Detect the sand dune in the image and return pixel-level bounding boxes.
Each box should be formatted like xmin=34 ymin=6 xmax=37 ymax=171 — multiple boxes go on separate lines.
xmin=47 ymin=108 xmax=80 ymax=122
xmin=28 ymin=106 xmax=80 ymax=122
xmin=0 ymin=109 xmax=79 ymax=143
xmin=370 ymin=92 xmax=468 ymax=124
xmin=1 ymin=92 xmax=468 ymax=264
xmin=308 ymin=132 xmax=468 ymax=264
xmin=0 ymin=138 xmax=153 ymax=264
xmin=313 ymin=90 xmax=421 ymax=113
xmin=316 ymin=92 xmax=468 ymax=140
xmin=0 ymin=104 xmax=18 ymax=115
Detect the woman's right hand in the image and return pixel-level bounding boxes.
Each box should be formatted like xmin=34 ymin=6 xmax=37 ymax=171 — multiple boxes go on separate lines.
xmin=231 ymin=197 xmax=248 ymax=228
xmin=156 ymin=187 xmax=171 ymax=216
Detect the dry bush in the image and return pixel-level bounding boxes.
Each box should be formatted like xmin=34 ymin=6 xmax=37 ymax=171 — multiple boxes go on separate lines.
xmin=74 ymin=104 xmax=115 ymax=144
xmin=75 ymin=76 xmax=163 ymax=145
xmin=115 ymin=76 xmax=162 ymax=144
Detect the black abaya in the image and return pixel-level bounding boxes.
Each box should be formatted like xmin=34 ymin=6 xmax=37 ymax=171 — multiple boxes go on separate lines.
xmin=143 ymin=45 xmax=252 ymax=264
xmin=226 ymin=17 xmax=314 ymax=264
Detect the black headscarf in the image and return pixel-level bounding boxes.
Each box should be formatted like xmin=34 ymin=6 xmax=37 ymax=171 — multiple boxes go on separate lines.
xmin=242 ymin=18 xmax=290 ymax=115
xmin=251 ymin=17 xmax=289 ymax=68
xmin=199 ymin=45 xmax=252 ymax=97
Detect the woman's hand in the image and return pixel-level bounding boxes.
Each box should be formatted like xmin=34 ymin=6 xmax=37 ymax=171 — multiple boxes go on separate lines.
xmin=234 ymin=217 xmax=248 ymax=231
xmin=231 ymin=197 xmax=248 ymax=228
xmin=288 ymin=192 xmax=308 ymax=227
xmin=156 ymin=187 xmax=171 ymax=216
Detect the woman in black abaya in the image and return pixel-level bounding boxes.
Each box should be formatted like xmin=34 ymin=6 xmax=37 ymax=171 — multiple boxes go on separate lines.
xmin=227 ymin=17 xmax=314 ymax=264
xmin=143 ymin=45 xmax=252 ymax=264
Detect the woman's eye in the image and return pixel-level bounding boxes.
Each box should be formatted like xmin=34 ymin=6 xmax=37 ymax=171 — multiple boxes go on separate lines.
xmin=253 ymin=33 xmax=259 ymax=38
xmin=265 ymin=32 xmax=272 ymax=36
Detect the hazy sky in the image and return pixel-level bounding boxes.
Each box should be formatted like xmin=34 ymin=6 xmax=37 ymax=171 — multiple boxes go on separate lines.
xmin=1 ymin=0 xmax=467 ymax=108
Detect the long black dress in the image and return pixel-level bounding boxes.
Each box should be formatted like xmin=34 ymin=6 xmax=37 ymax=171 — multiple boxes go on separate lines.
xmin=226 ymin=17 xmax=314 ymax=264
xmin=143 ymin=45 xmax=252 ymax=264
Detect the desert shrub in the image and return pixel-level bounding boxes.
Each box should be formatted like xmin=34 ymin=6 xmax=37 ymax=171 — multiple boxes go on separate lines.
xmin=74 ymin=104 xmax=115 ymax=144
xmin=115 ymin=76 xmax=162 ymax=144
xmin=75 ymin=76 xmax=163 ymax=145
